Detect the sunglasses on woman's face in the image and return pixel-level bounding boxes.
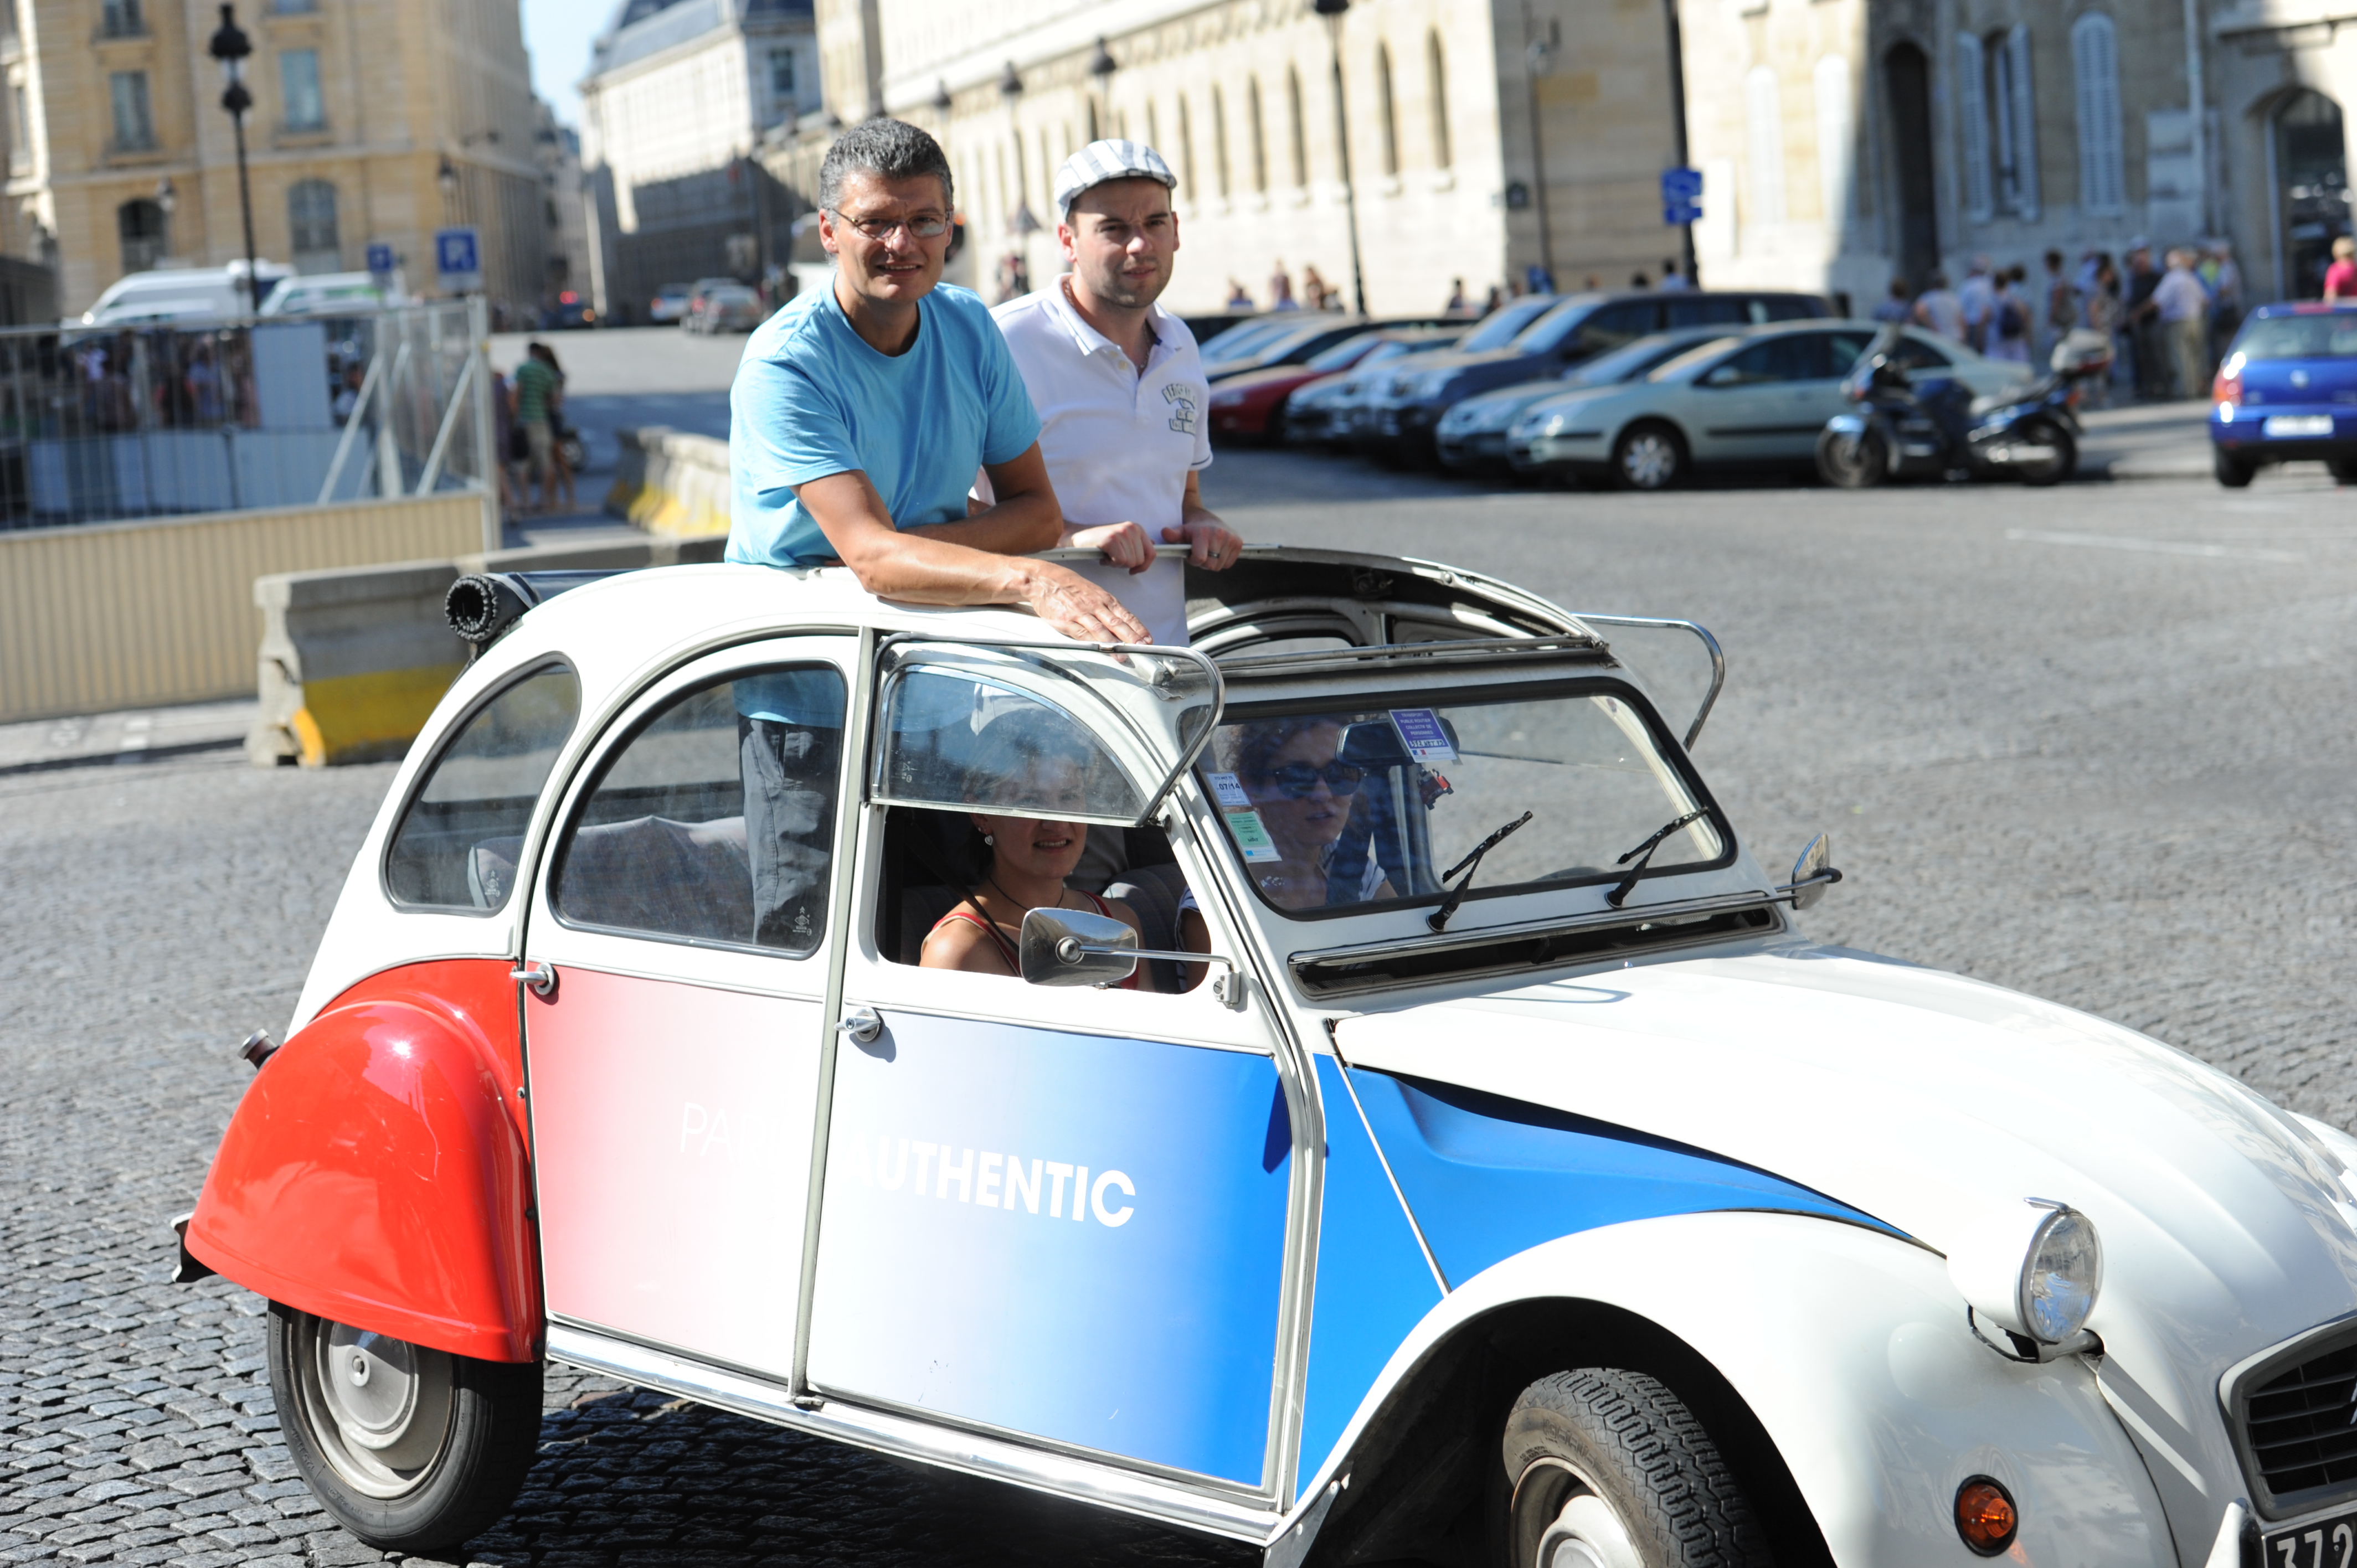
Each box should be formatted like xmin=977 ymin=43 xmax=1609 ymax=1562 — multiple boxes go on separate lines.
xmin=1264 ymin=761 xmax=1364 ymax=798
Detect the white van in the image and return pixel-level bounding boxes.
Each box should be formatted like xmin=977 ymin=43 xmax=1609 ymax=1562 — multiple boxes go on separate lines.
xmin=260 ymin=271 xmax=397 ymax=318
xmin=78 ymin=261 xmax=292 ymax=326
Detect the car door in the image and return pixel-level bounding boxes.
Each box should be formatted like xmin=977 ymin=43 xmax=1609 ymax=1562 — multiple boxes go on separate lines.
xmin=519 ymin=635 xmax=857 ymax=1381
xmin=1689 ymin=332 xmax=1854 ymax=461
xmin=802 ymin=640 xmax=1301 ymax=1492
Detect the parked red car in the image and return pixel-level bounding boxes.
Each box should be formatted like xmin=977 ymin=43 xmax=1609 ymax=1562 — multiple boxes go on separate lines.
xmin=1208 ymin=328 xmax=1461 ymax=442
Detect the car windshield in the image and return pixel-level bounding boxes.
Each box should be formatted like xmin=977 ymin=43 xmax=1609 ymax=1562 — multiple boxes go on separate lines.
xmin=2235 ymin=314 xmax=2357 ymax=360
xmin=1203 ymin=321 xmax=1300 ymax=362
xmin=1199 ymin=683 xmax=1723 ymax=920
xmin=1564 ymin=331 xmax=1721 ymax=387
xmin=1306 ymin=332 xmax=1385 ymax=370
xmin=1460 ymin=296 xmax=1562 ymax=351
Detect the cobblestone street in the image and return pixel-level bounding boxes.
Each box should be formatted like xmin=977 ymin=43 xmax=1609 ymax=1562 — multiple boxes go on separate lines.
xmin=4 ymin=462 xmax=2354 ymax=1566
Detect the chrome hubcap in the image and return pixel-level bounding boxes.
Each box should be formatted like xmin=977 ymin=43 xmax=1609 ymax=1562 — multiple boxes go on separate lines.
xmin=1537 ymin=1489 xmax=1643 ymax=1568
xmin=1620 ymin=434 xmax=1677 ymax=488
xmin=297 ymin=1317 xmax=455 ymax=1498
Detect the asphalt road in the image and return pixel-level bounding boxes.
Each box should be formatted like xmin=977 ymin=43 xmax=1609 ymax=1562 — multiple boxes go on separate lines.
xmin=4 ymin=457 xmax=2354 ymax=1566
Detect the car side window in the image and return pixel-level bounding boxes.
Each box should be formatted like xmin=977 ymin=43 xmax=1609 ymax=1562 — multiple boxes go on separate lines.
xmin=1701 ymin=337 xmax=1813 ymax=386
xmin=1573 ymin=302 xmax=1661 ymax=357
xmin=1884 ymin=336 xmax=1952 ymax=372
xmin=384 ymin=663 xmax=581 ymax=912
xmin=1665 ymin=296 xmax=1753 ymax=328
xmin=554 ymin=665 xmax=846 ymax=955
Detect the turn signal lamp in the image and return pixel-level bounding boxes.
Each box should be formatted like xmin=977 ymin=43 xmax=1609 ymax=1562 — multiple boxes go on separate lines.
xmin=1954 ymin=1477 xmax=2018 ymax=1555
xmin=2215 ymin=352 xmax=2245 ymax=418
xmin=1947 ymin=1198 xmax=2103 ymax=1348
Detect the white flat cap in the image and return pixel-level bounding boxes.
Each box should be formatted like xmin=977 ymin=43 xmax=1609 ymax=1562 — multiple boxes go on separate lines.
xmin=1054 ymin=139 xmax=1177 ymax=214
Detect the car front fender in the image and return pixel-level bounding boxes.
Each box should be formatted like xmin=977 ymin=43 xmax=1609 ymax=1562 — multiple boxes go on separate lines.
xmin=1306 ymin=1210 xmax=2174 ymax=1568
xmin=185 ymin=958 xmax=539 ymax=1363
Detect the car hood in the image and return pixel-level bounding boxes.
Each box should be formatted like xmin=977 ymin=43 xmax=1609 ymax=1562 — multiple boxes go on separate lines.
xmin=1339 ymin=943 xmax=2357 ymax=1472
xmin=1213 ymin=365 xmax=1329 ymax=398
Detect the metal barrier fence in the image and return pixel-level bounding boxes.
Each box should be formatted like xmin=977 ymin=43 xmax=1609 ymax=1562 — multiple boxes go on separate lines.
xmin=0 ymin=297 xmax=495 ymax=536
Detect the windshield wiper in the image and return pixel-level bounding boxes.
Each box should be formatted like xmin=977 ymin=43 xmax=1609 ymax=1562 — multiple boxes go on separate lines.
xmin=1605 ymin=809 xmax=1712 ymax=909
xmin=1427 ymin=811 xmax=1534 ymax=932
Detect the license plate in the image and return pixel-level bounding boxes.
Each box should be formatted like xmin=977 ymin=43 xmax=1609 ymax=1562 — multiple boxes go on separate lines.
xmin=2265 ymin=1510 xmax=2357 ymax=1567
xmin=2265 ymin=415 xmax=2335 ymax=438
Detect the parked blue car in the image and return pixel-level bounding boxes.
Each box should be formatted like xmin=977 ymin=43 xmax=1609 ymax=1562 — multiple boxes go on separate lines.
xmin=2210 ymin=302 xmax=2357 ymax=485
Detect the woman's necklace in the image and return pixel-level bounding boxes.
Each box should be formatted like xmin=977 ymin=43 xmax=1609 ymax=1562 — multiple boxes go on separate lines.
xmin=979 ymin=874 xmax=1064 ymax=932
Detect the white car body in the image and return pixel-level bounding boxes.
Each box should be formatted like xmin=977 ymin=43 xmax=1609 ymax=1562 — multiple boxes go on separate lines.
xmin=237 ymin=550 xmax=2355 ymax=1568
xmin=78 ymin=261 xmax=292 ymax=325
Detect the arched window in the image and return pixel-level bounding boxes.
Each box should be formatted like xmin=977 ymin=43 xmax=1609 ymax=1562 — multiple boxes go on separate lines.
xmin=1743 ymin=65 xmax=1787 ymax=228
xmin=1248 ymin=77 xmax=1267 ymax=193
xmin=1212 ymin=85 xmax=1230 ymax=197
xmin=287 ymin=178 xmax=339 ymax=272
xmin=1885 ymin=43 xmax=1938 ymax=287
xmin=116 ymin=197 xmax=166 ymax=271
xmin=2071 ymin=12 xmax=2124 ymax=214
xmin=1286 ymin=67 xmax=1308 ymax=187
xmin=1989 ymin=27 xmax=2038 ymax=218
xmin=1953 ymin=33 xmax=1993 ymax=220
xmin=1375 ymin=42 xmax=1398 ymax=176
xmin=1813 ymin=55 xmax=1852 ymax=226
xmin=1427 ymin=30 xmax=1451 ymax=169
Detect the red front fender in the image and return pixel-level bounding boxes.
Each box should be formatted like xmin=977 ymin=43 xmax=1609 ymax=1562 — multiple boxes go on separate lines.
xmin=186 ymin=960 xmax=541 ymax=1363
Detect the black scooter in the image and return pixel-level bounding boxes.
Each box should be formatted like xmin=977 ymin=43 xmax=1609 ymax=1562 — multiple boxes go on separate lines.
xmin=1817 ymin=327 xmax=2112 ymax=489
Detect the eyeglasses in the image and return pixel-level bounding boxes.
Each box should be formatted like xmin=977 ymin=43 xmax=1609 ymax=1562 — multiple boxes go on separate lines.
xmin=830 ymin=208 xmax=951 ymax=241
xmin=1263 ymin=761 xmax=1364 ymax=798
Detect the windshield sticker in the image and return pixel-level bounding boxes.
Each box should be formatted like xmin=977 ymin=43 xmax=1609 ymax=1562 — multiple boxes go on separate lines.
xmin=1223 ymin=809 xmax=1282 ymax=862
xmin=1389 ymin=708 xmax=1458 ymax=762
xmin=1204 ymin=770 xmax=1254 ymax=811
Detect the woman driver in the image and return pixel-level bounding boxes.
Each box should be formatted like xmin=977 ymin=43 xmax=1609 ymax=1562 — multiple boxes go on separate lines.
xmin=1228 ymin=717 xmax=1397 ymax=910
xmin=919 ymin=715 xmax=1159 ymax=986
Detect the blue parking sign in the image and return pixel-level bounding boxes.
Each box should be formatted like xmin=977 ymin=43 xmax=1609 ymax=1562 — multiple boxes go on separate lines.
xmin=1660 ymin=167 xmax=1704 ymax=203
xmin=434 ymin=226 xmax=481 ymax=288
xmin=366 ymin=241 xmax=395 ymax=276
xmin=1664 ymin=202 xmax=1703 ymax=226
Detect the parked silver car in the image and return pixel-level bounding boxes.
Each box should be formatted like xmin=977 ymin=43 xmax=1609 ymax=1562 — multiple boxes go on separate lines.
xmin=1507 ymin=322 xmax=2036 ymax=489
xmin=1435 ymin=327 xmax=1738 ymax=473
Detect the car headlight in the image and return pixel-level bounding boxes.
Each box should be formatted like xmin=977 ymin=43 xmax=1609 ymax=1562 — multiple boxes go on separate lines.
xmin=1948 ymin=1199 xmax=2103 ymax=1347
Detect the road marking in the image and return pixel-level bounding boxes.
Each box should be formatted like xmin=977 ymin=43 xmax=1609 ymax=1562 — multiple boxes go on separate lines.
xmin=2005 ymin=528 xmax=2304 ymax=563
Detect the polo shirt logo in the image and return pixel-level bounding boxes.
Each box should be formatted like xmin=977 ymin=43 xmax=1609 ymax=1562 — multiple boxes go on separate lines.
xmin=1162 ymin=381 xmax=1200 ymax=435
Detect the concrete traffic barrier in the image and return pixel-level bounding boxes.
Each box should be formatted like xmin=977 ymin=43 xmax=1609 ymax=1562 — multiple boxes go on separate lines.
xmin=606 ymin=426 xmax=730 ymax=538
xmin=250 ymin=535 xmax=724 ymax=766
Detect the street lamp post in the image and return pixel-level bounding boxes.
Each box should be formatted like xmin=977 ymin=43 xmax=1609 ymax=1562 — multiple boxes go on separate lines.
xmin=207 ymin=5 xmax=260 ymax=313
xmin=153 ymin=176 xmax=175 ymax=263
xmin=1313 ymin=0 xmax=1368 ymax=316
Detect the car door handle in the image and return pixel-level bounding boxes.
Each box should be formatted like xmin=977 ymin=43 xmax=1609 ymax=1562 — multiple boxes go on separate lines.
xmin=511 ymin=961 xmax=556 ymax=997
xmin=836 ymin=1007 xmax=881 ymax=1044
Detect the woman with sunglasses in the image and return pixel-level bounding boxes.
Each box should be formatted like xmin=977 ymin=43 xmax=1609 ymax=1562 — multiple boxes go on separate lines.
xmin=1228 ymin=718 xmax=1397 ymax=911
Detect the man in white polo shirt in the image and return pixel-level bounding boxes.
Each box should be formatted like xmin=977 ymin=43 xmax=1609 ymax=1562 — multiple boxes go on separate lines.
xmin=980 ymin=139 xmax=1242 ymax=646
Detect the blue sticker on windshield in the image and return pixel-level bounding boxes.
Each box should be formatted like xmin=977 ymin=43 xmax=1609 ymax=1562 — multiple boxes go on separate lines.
xmin=1389 ymin=708 xmax=1457 ymax=763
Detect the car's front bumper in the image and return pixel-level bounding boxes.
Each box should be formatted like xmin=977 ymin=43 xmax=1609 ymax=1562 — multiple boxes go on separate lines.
xmin=1509 ymin=429 xmax=1610 ymax=473
xmin=1435 ymin=430 xmax=1512 ymax=468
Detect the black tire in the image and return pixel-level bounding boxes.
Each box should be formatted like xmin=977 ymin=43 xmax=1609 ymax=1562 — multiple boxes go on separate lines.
xmin=267 ymin=1301 xmax=543 ymax=1553
xmin=2215 ymin=450 xmax=2256 ymax=488
xmin=2014 ymin=420 xmax=2076 ymax=487
xmin=1501 ymin=1368 xmax=1773 ymax=1568
xmin=2329 ymin=457 xmax=2357 ymax=484
xmin=1815 ymin=426 xmax=1887 ymax=488
xmin=1612 ymin=422 xmax=1687 ymax=491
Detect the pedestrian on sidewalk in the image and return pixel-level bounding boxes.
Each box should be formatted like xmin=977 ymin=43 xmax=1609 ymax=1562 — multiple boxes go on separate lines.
xmin=2123 ymin=242 xmax=2165 ymax=398
xmin=2204 ymin=241 xmax=2244 ymax=362
xmin=1269 ymin=260 xmax=1298 ymax=311
xmin=2153 ymin=248 xmax=2211 ymax=399
xmin=1913 ymin=272 xmax=1966 ymax=343
xmin=2084 ymin=259 xmax=2123 ymax=410
xmin=1444 ymin=277 xmax=1470 ymax=315
xmin=1986 ymin=266 xmax=2032 ymax=364
xmin=2044 ymin=250 xmax=2079 ymax=362
xmin=512 ymin=341 xmax=560 ymax=515
xmin=1658 ymin=258 xmax=1691 ymax=291
xmin=1871 ymin=278 xmax=1913 ymax=324
xmin=2324 ymin=236 xmax=2357 ymax=302
xmin=1225 ymin=277 xmax=1253 ymax=310
xmin=1958 ymin=257 xmax=1997 ymax=353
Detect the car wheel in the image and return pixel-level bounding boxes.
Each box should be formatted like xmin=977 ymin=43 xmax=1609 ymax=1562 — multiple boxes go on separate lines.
xmin=1501 ymin=1368 xmax=1772 ymax=1568
xmin=1816 ymin=426 xmax=1887 ymax=488
xmin=2214 ymin=450 xmax=2256 ymax=488
xmin=2329 ymin=457 xmax=2357 ymax=484
xmin=1612 ymin=423 xmax=1687 ymax=491
xmin=267 ymin=1301 xmax=543 ymax=1552
xmin=2013 ymin=420 xmax=2076 ymax=487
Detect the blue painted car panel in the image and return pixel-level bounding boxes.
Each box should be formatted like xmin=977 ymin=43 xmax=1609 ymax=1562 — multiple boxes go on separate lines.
xmin=808 ymin=1012 xmax=1291 ymax=1484
xmin=1296 ymin=1055 xmax=1446 ymax=1490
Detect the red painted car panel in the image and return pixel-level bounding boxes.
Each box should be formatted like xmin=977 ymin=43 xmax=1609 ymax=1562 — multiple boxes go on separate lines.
xmin=184 ymin=959 xmax=540 ymax=1363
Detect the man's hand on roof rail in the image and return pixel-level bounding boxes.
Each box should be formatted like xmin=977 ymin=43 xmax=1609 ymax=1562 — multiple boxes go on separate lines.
xmin=799 ymin=446 xmax=1149 ymax=644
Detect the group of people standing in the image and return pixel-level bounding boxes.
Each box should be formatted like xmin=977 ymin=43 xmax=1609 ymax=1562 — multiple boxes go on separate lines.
xmin=489 ymin=342 xmax=574 ymax=517
xmin=1881 ymin=241 xmax=2246 ymax=405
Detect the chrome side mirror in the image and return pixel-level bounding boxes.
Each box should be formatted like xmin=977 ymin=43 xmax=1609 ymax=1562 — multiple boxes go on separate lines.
xmin=1020 ymin=907 xmax=1141 ymax=987
xmin=1779 ymin=832 xmax=1844 ymax=911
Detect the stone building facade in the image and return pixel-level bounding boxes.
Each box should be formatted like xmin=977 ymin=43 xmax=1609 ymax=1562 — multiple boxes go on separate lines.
xmin=0 ymin=0 xmax=545 ymax=318
xmin=1682 ymin=0 xmax=2356 ymax=311
xmin=774 ymin=0 xmax=1691 ymax=317
xmin=578 ymin=0 xmax=823 ymax=323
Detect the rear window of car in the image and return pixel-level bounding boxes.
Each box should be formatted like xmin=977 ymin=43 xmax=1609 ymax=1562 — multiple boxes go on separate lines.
xmin=1462 ymin=295 xmax=1563 ymax=351
xmin=2235 ymin=314 xmax=2357 ymax=360
xmin=383 ymin=663 xmax=581 ymax=912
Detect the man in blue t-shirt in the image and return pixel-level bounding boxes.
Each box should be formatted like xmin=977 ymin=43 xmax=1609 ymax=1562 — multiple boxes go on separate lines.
xmin=725 ymin=118 xmax=1145 ymax=945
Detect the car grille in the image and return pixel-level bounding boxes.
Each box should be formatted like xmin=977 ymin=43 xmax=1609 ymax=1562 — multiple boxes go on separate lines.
xmin=2230 ymin=1318 xmax=2357 ymax=1517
